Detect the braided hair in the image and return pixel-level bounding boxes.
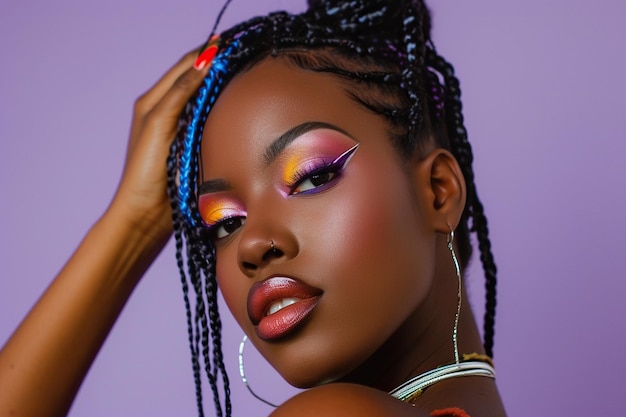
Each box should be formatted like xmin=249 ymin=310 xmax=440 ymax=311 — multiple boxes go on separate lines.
xmin=167 ymin=1 xmax=498 ymax=415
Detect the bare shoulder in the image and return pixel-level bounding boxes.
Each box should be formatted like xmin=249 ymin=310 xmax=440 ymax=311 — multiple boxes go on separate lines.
xmin=269 ymin=383 xmax=428 ymax=417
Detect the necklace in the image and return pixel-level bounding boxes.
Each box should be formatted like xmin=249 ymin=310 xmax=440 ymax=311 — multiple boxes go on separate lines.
xmin=388 ymin=361 xmax=496 ymax=402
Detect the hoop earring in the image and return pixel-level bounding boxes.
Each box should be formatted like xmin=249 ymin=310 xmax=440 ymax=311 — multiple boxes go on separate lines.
xmin=447 ymin=229 xmax=462 ymax=365
xmin=238 ymin=335 xmax=278 ymax=407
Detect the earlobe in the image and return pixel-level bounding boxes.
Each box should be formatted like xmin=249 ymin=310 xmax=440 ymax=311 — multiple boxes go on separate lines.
xmin=412 ymin=148 xmax=466 ymax=233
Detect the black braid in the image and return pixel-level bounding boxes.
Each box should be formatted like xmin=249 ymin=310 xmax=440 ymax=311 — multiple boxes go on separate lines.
xmin=187 ymin=239 xmax=220 ymax=415
xmin=185 ymin=92 xmax=227 ymax=416
xmin=425 ymin=47 xmax=498 ymax=357
xmin=169 ymin=98 xmax=233 ymax=416
xmin=400 ymin=1 xmax=426 ymax=146
xmin=167 ymin=108 xmax=206 ymax=417
xmin=473 ymin=196 xmax=498 ymax=358
xmin=196 ymin=230 xmax=232 ymax=417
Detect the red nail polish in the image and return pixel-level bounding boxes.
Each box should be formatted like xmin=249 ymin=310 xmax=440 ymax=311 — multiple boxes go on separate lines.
xmin=194 ymin=44 xmax=218 ymax=70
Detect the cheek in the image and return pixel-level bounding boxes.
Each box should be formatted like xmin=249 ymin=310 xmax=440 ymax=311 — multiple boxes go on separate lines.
xmin=326 ymin=161 xmax=433 ymax=286
xmin=276 ymin=158 xmax=437 ymax=382
xmin=344 ymin=168 xmax=433 ymax=317
xmin=346 ymin=186 xmax=430 ymax=298
xmin=302 ymin=155 xmax=436 ymax=330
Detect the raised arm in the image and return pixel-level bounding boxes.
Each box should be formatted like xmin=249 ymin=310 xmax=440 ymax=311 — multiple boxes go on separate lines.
xmin=0 ymin=51 xmax=208 ymax=417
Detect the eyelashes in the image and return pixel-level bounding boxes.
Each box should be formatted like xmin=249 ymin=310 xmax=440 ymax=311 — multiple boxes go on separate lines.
xmin=199 ymin=142 xmax=359 ymax=241
xmin=209 ymin=216 xmax=246 ymax=240
xmin=198 ymin=202 xmax=247 ymax=241
xmin=287 ymin=143 xmax=359 ymax=196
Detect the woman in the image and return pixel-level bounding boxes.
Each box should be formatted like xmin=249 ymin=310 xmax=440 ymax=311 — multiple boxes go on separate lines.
xmin=0 ymin=0 xmax=505 ymax=416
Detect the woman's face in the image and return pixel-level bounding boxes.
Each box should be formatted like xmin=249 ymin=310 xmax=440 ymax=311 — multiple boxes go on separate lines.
xmin=198 ymin=57 xmax=438 ymax=388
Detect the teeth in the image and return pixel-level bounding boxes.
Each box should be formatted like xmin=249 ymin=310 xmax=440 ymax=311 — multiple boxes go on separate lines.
xmin=267 ymin=298 xmax=299 ymax=316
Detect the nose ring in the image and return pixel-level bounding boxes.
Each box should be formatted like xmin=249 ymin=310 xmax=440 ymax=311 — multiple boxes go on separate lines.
xmin=269 ymin=240 xmax=276 ymax=253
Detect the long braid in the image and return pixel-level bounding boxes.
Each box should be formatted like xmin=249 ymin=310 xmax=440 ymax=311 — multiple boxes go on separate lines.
xmin=167 ymin=111 xmax=206 ymax=416
xmin=426 ymin=47 xmax=498 ymax=357
xmin=186 ymin=241 xmax=215 ymax=413
xmin=187 ymin=228 xmax=226 ymax=416
xmin=170 ymin=39 xmax=241 ymax=416
xmin=473 ymin=195 xmax=498 ymax=357
xmin=197 ymin=236 xmax=232 ymax=416
xmin=402 ymin=1 xmax=499 ymax=357
xmin=184 ymin=72 xmax=224 ymax=417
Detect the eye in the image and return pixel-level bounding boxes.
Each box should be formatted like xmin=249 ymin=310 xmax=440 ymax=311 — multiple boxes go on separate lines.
xmin=289 ymin=143 xmax=359 ymax=196
xmin=197 ymin=194 xmax=247 ymax=242
xmin=291 ymin=170 xmax=338 ymax=195
xmin=211 ymin=216 xmax=246 ymax=239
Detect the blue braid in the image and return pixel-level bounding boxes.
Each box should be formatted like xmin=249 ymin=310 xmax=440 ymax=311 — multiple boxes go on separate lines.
xmin=178 ymin=40 xmax=240 ymax=227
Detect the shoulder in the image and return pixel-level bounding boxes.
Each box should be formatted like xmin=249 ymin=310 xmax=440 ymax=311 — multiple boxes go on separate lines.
xmin=269 ymin=383 xmax=428 ymax=417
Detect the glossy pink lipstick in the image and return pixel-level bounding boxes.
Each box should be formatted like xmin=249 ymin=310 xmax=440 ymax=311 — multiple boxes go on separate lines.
xmin=247 ymin=277 xmax=322 ymax=341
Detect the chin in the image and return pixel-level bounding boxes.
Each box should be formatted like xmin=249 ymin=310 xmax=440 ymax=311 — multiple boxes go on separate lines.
xmin=270 ymin=349 xmax=363 ymax=390
xmin=283 ymin=372 xmax=341 ymax=390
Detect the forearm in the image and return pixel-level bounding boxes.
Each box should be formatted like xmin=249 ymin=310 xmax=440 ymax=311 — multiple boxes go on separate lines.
xmin=0 ymin=47 xmax=206 ymax=417
xmin=0 ymin=208 xmax=168 ymax=417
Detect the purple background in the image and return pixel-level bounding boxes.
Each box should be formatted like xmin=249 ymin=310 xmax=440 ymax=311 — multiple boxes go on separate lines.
xmin=1 ymin=1 xmax=625 ymax=415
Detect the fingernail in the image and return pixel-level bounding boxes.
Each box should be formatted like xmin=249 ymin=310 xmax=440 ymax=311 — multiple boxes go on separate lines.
xmin=194 ymin=35 xmax=221 ymax=71
xmin=194 ymin=44 xmax=218 ymax=70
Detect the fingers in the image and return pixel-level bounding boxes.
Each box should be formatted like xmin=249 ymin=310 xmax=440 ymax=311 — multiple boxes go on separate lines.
xmin=148 ymin=64 xmax=208 ymax=125
xmin=134 ymin=50 xmax=202 ymax=116
xmin=137 ymin=64 xmax=208 ymax=150
xmin=108 ymin=48 xmax=211 ymax=242
xmin=126 ymin=50 xmax=208 ymax=161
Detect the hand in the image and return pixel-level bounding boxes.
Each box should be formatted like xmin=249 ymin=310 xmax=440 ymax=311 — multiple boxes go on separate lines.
xmin=109 ymin=50 xmax=209 ymax=244
xmin=0 ymin=51 xmax=210 ymax=417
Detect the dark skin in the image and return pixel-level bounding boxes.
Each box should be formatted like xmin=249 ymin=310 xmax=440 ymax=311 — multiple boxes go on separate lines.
xmin=0 ymin=51 xmax=506 ymax=416
xmin=199 ymin=57 xmax=506 ymax=416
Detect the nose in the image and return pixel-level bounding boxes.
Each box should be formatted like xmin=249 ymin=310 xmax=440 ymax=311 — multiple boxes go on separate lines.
xmin=237 ymin=221 xmax=299 ymax=277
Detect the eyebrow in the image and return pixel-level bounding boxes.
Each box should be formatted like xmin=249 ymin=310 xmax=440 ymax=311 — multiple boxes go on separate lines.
xmin=263 ymin=121 xmax=353 ymax=165
xmin=198 ymin=121 xmax=353 ymax=195
xmin=198 ymin=178 xmax=230 ymax=195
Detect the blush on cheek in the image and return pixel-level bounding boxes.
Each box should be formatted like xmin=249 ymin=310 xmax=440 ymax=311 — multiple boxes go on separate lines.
xmin=323 ymin=154 xmax=435 ymax=310
xmin=349 ymin=167 xmax=423 ymax=255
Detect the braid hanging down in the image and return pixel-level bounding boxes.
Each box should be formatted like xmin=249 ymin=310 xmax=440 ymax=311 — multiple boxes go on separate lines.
xmin=166 ymin=0 xmax=498 ymax=415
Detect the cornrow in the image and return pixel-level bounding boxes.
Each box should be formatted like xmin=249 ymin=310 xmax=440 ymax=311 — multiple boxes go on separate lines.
xmin=399 ymin=2 xmax=425 ymax=146
xmin=168 ymin=1 xmax=499 ymax=414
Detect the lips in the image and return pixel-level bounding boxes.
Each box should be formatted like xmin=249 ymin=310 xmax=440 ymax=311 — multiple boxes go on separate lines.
xmin=247 ymin=276 xmax=322 ymax=341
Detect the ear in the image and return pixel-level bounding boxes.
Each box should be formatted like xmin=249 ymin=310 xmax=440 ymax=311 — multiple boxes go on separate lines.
xmin=411 ymin=148 xmax=466 ymax=234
